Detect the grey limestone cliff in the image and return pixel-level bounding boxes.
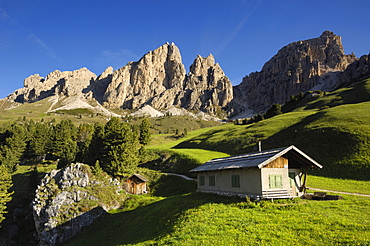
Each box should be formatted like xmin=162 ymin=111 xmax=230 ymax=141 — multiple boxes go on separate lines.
xmin=232 ymin=31 xmax=357 ymax=114
xmin=32 ymin=163 xmax=122 ymax=246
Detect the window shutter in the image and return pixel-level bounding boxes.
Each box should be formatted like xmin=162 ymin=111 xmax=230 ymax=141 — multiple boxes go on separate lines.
xmin=231 ymin=175 xmax=240 ymax=187
xmin=209 ymin=176 xmax=215 ymax=186
xmin=276 ymin=175 xmax=282 ymax=188
xmin=199 ymin=176 xmax=205 ymax=186
xmin=269 ymin=175 xmax=275 ymax=189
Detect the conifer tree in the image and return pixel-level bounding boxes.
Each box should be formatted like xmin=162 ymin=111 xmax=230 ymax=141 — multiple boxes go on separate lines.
xmin=102 ymin=117 xmax=139 ymax=174
xmin=0 ymin=165 xmax=13 ymax=226
xmin=139 ymin=118 xmax=151 ymax=145
xmin=86 ymin=122 xmax=105 ymax=166
xmin=0 ymin=124 xmax=27 ymax=172
xmin=51 ymin=120 xmax=77 ymax=168
xmin=75 ymin=123 xmax=94 ymax=163
xmin=26 ymin=122 xmax=51 ymax=160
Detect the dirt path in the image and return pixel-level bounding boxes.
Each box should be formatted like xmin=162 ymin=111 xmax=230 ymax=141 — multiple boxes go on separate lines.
xmin=308 ymin=187 xmax=370 ymax=197
xmin=166 ymin=173 xmax=196 ymax=181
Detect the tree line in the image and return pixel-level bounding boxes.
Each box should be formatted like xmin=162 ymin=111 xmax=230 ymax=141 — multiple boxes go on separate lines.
xmin=0 ymin=117 xmax=151 ymax=174
xmin=0 ymin=117 xmax=152 ymax=224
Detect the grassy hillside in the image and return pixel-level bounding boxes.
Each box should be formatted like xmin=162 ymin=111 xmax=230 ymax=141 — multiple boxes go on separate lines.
xmin=67 ymin=192 xmax=370 ymax=246
xmin=172 ymin=79 xmax=370 ymax=180
xmin=4 ymin=79 xmax=370 ymax=245
xmin=0 ymin=98 xmax=108 ymax=125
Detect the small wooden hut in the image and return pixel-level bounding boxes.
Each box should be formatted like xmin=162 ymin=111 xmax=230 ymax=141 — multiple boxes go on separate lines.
xmin=125 ymin=174 xmax=149 ymax=194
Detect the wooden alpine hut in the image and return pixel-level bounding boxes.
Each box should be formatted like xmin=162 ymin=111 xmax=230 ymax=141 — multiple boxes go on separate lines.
xmin=124 ymin=174 xmax=149 ymax=195
xmin=190 ymin=145 xmax=322 ymax=199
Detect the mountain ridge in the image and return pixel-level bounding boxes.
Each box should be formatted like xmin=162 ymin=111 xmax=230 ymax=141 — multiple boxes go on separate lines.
xmin=3 ymin=31 xmax=369 ymax=118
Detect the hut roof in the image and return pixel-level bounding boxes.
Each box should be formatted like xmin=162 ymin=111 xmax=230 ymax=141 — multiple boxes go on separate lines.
xmin=190 ymin=145 xmax=322 ymax=172
xmin=126 ymin=173 xmax=149 ymax=182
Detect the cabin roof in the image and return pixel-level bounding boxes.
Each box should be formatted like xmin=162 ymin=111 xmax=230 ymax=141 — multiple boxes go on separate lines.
xmin=125 ymin=173 xmax=149 ymax=182
xmin=189 ymin=145 xmax=322 ymax=172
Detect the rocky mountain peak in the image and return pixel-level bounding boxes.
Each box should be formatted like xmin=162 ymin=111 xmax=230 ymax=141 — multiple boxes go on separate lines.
xmin=181 ymin=54 xmax=233 ymax=113
xmin=189 ymin=54 xmax=216 ymax=76
xmin=7 ymin=67 xmax=97 ymax=103
xmin=232 ymin=31 xmax=358 ymax=114
xmin=102 ymin=42 xmax=186 ymax=109
xmin=102 ymin=44 xmax=232 ymax=115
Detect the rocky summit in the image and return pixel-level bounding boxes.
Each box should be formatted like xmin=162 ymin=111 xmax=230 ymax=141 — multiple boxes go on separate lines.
xmin=232 ymin=31 xmax=358 ymax=114
xmin=6 ymin=42 xmax=233 ymax=116
xmin=4 ymin=31 xmax=370 ymax=118
xmin=102 ymin=43 xmax=233 ymax=115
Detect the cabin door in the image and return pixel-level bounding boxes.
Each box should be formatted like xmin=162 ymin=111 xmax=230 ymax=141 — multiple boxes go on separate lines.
xmin=131 ymin=182 xmax=135 ymax=194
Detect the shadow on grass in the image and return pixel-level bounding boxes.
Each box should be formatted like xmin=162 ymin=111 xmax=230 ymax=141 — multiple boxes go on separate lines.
xmin=0 ymin=164 xmax=57 ymax=245
xmin=66 ymin=192 xmax=244 ymax=246
xmin=258 ymin=112 xmax=367 ymax=180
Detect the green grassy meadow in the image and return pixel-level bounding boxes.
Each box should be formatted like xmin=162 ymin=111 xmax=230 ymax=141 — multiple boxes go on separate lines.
xmin=4 ymin=79 xmax=370 ymax=245
xmin=168 ymin=79 xmax=370 ymax=180
xmin=67 ymin=192 xmax=370 ymax=246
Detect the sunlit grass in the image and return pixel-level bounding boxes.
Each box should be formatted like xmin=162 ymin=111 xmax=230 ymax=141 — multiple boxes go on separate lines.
xmin=308 ymin=175 xmax=370 ymax=195
xmin=67 ymin=192 xmax=370 ymax=246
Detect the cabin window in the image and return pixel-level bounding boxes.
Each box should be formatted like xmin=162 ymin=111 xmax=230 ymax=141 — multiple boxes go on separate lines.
xmin=269 ymin=174 xmax=283 ymax=189
xmin=209 ymin=176 xmax=215 ymax=186
xmin=231 ymin=175 xmax=240 ymax=187
xmin=199 ymin=176 xmax=205 ymax=186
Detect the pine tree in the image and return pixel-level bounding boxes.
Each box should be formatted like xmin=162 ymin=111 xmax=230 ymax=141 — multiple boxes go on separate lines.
xmin=0 ymin=165 xmax=13 ymax=226
xmin=26 ymin=122 xmax=51 ymax=160
xmin=51 ymin=120 xmax=77 ymax=168
xmin=0 ymin=124 xmax=27 ymax=172
xmin=139 ymin=118 xmax=151 ymax=145
xmin=86 ymin=123 xmax=105 ymax=166
xmin=75 ymin=123 xmax=94 ymax=163
xmin=264 ymin=104 xmax=282 ymax=119
xmin=102 ymin=117 xmax=139 ymax=174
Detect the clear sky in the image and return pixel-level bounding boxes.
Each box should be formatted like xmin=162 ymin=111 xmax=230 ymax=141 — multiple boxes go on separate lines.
xmin=0 ymin=0 xmax=369 ymax=99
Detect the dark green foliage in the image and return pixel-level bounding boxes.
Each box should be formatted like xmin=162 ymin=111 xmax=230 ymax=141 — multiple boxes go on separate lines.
xmin=51 ymin=120 xmax=77 ymax=166
xmin=25 ymin=122 xmax=51 ymax=160
xmin=139 ymin=118 xmax=151 ymax=145
xmin=101 ymin=117 xmax=139 ymax=174
xmin=75 ymin=123 xmax=94 ymax=163
xmin=0 ymin=124 xmax=27 ymax=172
xmin=0 ymin=165 xmax=13 ymax=226
xmin=264 ymin=103 xmax=282 ymax=119
xmin=86 ymin=123 xmax=105 ymax=166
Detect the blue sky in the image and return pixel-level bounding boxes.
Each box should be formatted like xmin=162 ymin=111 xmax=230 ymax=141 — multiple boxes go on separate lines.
xmin=0 ymin=0 xmax=369 ymax=99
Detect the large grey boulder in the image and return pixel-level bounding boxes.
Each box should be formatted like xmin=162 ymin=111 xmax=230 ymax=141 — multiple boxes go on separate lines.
xmin=32 ymin=163 xmax=122 ymax=246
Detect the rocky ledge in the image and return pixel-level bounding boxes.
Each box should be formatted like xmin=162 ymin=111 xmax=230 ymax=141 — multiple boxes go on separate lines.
xmin=32 ymin=163 xmax=123 ymax=246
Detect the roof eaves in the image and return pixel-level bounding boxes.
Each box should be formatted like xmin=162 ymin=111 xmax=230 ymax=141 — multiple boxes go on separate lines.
xmin=290 ymin=146 xmax=323 ymax=169
xmin=257 ymin=146 xmax=293 ymax=169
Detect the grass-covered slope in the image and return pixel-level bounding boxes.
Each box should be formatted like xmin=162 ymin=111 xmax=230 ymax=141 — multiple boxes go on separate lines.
xmin=173 ymin=79 xmax=370 ymax=180
xmin=66 ymin=192 xmax=370 ymax=246
xmin=66 ymin=80 xmax=370 ymax=246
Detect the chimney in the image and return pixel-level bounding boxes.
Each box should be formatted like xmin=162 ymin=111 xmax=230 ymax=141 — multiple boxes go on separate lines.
xmin=258 ymin=141 xmax=262 ymax=152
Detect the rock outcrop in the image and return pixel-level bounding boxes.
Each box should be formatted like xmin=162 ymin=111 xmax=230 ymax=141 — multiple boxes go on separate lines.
xmin=102 ymin=43 xmax=233 ymax=115
xmin=232 ymin=31 xmax=357 ymax=114
xmin=103 ymin=42 xmax=186 ymax=109
xmin=7 ymin=43 xmax=233 ymax=117
xmin=32 ymin=164 xmax=122 ymax=246
xmin=7 ymin=68 xmax=97 ymax=103
xmin=336 ymin=54 xmax=370 ymax=88
xmin=4 ymin=31 xmax=369 ymax=118
xmin=179 ymin=54 xmax=233 ymax=115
